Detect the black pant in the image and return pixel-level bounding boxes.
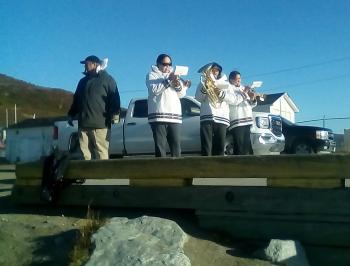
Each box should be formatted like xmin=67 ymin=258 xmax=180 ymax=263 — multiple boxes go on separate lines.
xmin=150 ymin=122 xmax=181 ymax=157
xmin=229 ymin=125 xmax=253 ymax=155
xmin=200 ymin=121 xmax=227 ymax=156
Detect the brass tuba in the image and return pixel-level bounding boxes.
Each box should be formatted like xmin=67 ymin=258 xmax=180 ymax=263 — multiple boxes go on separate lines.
xmin=200 ymin=66 xmax=221 ymax=108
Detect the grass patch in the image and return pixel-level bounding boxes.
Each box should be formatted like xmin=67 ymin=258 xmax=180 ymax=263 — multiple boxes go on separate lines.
xmin=69 ymin=206 xmax=106 ymax=266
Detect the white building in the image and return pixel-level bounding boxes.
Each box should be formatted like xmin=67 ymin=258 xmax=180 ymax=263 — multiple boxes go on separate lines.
xmin=5 ymin=117 xmax=65 ymax=163
xmin=253 ymin=92 xmax=299 ymax=122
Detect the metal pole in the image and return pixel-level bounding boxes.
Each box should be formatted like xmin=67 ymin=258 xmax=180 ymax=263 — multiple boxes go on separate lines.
xmin=323 ymin=115 xmax=325 ymax=128
xmin=14 ymin=104 xmax=17 ymax=124
xmin=5 ymin=108 xmax=8 ymax=127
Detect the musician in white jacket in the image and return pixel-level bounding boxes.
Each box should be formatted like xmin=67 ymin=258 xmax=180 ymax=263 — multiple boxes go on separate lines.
xmin=228 ymin=70 xmax=257 ymax=155
xmin=146 ymin=54 xmax=190 ymax=157
xmin=195 ymin=63 xmax=246 ymax=156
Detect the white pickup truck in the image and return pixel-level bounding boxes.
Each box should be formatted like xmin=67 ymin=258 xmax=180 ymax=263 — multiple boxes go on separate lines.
xmin=53 ymin=96 xmax=285 ymax=157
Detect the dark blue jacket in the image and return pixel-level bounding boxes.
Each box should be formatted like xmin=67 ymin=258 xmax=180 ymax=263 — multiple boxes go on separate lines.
xmin=68 ymin=70 xmax=120 ymax=128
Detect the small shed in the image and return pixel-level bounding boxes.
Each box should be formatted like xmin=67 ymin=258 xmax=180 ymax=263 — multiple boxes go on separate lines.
xmin=5 ymin=116 xmax=66 ymax=163
xmin=253 ymin=92 xmax=299 ymax=122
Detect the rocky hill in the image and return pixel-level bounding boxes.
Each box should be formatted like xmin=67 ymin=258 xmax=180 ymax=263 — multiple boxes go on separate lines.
xmin=0 ymin=73 xmax=73 ymax=127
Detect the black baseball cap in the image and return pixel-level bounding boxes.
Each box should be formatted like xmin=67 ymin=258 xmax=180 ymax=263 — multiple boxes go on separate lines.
xmin=80 ymin=55 xmax=101 ymax=64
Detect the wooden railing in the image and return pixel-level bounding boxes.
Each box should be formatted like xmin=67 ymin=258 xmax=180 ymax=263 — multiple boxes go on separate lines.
xmin=12 ymin=154 xmax=350 ymax=247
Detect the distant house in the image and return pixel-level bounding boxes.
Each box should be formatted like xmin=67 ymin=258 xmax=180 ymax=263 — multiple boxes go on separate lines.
xmin=253 ymin=92 xmax=299 ymax=122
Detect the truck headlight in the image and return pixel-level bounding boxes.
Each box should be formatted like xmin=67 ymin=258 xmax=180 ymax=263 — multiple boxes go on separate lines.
xmin=256 ymin=117 xmax=270 ymax=129
xmin=316 ymin=130 xmax=328 ymax=140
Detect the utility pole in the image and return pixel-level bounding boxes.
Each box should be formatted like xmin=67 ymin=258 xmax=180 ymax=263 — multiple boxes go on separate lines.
xmin=323 ymin=115 xmax=325 ymax=128
xmin=14 ymin=104 xmax=17 ymax=124
xmin=5 ymin=108 xmax=8 ymax=127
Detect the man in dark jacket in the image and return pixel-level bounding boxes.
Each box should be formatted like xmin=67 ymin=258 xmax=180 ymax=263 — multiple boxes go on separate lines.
xmin=68 ymin=55 xmax=120 ymax=160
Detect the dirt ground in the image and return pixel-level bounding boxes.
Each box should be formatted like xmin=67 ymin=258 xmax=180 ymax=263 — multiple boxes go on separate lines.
xmin=0 ymin=165 xmax=275 ymax=266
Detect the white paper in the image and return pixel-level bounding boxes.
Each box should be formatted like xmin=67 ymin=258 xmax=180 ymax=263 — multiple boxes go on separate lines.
xmin=174 ymin=65 xmax=189 ymax=76
xmin=250 ymin=81 xmax=263 ymax=89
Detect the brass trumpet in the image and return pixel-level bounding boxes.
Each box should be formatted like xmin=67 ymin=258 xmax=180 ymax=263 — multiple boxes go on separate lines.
xmin=243 ymin=81 xmax=265 ymax=101
xmin=169 ymin=74 xmax=191 ymax=89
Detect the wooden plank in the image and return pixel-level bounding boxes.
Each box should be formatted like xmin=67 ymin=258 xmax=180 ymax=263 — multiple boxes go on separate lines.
xmin=267 ymin=178 xmax=344 ymax=188
xmin=196 ymin=210 xmax=350 ymax=247
xmin=15 ymin=154 xmax=350 ymax=180
xmin=129 ymin=178 xmax=192 ymax=187
xmin=0 ymin=164 xmax=15 ymax=172
xmin=12 ymin=185 xmax=350 ymax=215
xmin=15 ymin=179 xmax=42 ymax=186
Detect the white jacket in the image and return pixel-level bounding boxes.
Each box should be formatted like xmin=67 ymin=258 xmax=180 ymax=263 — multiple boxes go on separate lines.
xmin=228 ymin=84 xmax=257 ymax=130
xmin=146 ymin=65 xmax=187 ymax=123
xmin=195 ymin=74 xmax=246 ymax=126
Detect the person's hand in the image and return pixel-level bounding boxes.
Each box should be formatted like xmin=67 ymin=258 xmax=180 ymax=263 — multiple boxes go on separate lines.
xmin=168 ymin=72 xmax=176 ymax=81
xmin=183 ymin=80 xmax=191 ymax=88
xmin=243 ymin=86 xmax=251 ymax=93
xmin=68 ymin=116 xmax=74 ymax=127
xmin=111 ymin=114 xmax=120 ymax=124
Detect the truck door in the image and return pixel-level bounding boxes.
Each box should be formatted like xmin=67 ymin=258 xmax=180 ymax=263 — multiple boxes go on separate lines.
xmin=123 ymin=99 xmax=154 ymax=155
xmin=180 ymin=98 xmax=201 ymax=153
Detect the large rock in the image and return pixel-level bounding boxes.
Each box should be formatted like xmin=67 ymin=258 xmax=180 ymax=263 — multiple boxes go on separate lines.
xmin=264 ymin=239 xmax=309 ymax=266
xmin=86 ymin=216 xmax=190 ymax=266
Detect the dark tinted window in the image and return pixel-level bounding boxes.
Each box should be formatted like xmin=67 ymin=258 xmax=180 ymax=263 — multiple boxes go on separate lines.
xmin=181 ymin=98 xmax=200 ymax=117
xmin=133 ymin=100 xmax=148 ymax=118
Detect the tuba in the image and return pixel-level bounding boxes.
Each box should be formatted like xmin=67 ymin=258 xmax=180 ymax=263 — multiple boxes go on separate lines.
xmin=200 ymin=66 xmax=221 ymax=108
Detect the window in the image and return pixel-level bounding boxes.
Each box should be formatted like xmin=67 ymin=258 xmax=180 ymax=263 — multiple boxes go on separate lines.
xmin=133 ymin=100 xmax=148 ymax=118
xmin=181 ymin=98 xmax=200 ymax=117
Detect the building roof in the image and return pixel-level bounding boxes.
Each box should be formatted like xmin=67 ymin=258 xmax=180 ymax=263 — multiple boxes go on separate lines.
xmin=7 ymin=107 xmax=128 ymax=130
xmin=7 ymin=116 xmax=68 ymax=129
xmin=257 ymin=92 xmax=299 ymax=112
xmin=257 ymin=92 xmax=285 ymax=105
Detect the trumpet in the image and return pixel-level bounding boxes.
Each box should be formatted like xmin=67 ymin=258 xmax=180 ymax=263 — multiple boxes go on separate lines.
xmin=244 ymin=86 xmax=265 ymax=101
xmin=243 ymin=81 xmax=265 ymax=101
xmin=169 ymin=75 xmax=191 ymax=89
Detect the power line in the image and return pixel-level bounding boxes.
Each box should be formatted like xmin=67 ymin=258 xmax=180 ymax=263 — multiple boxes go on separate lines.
xmin=298 ymin=117 xmax=350 ymax=124
xmin=264 ymin=72 xmax=350 ymax=92
xmin=246 ymin=56 xmax=350 ymax=78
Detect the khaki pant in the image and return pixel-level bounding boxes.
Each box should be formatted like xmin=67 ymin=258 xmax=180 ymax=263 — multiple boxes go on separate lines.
xmin=78 ymin=128 xmax=110 ymax=160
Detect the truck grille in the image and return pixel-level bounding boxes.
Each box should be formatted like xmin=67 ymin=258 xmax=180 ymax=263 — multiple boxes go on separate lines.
xmin=328 ymin=132 xmax=334 ymax=140
xmin=270 ymin=116 xmax=283 ymax=137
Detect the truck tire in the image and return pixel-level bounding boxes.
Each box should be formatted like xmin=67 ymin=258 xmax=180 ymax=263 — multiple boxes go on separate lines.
xmin=225 ymin=142 xmax=235 ymax=155
xmin=293 ymin=141 xmax=313 ymax=154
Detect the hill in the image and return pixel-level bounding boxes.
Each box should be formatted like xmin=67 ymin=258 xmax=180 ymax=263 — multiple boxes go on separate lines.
xmin=0 ymin=73 xmax=73 ymax=127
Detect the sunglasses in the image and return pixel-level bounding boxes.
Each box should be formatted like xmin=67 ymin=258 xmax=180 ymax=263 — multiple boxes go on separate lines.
xmin=161 ymin=62 xmax=172 ymax=66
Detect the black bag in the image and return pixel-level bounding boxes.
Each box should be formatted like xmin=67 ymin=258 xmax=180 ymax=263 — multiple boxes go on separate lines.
xmin=40 ymin=151 xmax=71 ymax=203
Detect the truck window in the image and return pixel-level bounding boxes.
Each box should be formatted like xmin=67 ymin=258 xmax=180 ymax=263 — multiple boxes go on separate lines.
xmin=133 ymin=100 xmax=148 ymax=118
xmin=181 ymin=98 xmax=200 ymax=117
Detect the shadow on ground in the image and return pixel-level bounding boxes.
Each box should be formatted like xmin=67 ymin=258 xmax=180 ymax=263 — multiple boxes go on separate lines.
xmin=31 ymin=230 xmax=78 ymax=266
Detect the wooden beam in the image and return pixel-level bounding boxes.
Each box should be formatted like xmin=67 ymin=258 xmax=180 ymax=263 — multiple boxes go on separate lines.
xmin=12 ymin=185 xmax=350 ymax=215
xmin=15 ymin=154 xmax=350 ymax=180
xmin=267 ymin=178 xmax=344 ymax=188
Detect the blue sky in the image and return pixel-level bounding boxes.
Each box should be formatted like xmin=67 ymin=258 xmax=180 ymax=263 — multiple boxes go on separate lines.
xmin=1 ymin=0 xmax=350 ymax=133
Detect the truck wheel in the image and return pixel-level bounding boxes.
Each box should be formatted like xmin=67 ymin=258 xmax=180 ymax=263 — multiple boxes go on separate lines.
xmin=225 ymin=142 xmax=235 ymax=155
xmin=293 ymin=141 xmax=313 ymax=154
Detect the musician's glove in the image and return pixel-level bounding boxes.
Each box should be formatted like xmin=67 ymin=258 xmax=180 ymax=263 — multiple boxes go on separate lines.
xmin=68 ymin=116 xmax=74 ymax=127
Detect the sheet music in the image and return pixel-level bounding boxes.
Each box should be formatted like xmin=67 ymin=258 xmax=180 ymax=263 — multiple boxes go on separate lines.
xmin=174 ymin=65 xmax=189 ymax=76
xmin=250 ymin=81 xmax=263 ymax=89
